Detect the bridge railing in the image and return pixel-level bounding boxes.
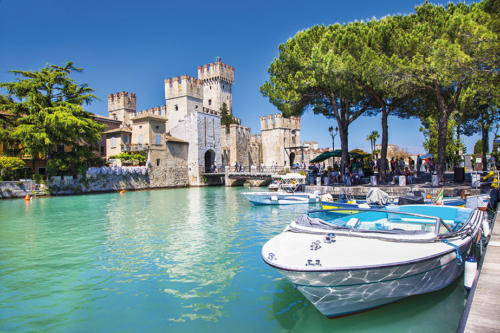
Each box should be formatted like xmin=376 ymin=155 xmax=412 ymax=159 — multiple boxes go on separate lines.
xmin=225 ymin=166 xmax=309 ymax=174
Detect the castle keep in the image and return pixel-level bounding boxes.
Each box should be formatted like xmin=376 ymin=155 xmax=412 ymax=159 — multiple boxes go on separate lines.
xmin=102 ymin=60 xmax=302 ymax=186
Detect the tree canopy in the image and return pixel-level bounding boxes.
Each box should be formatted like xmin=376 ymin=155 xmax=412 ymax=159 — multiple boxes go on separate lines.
xmin=261 ymin=0 xmax=498 ymax=181
xmin=0 ymin=62 xmax=105 ymax=176
xmin=220 ymin=102 xmax=237 ymax=133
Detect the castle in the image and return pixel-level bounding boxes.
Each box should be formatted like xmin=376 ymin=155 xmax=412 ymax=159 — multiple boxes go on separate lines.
xmin=102 ymin=60 xmax=303 ymax=186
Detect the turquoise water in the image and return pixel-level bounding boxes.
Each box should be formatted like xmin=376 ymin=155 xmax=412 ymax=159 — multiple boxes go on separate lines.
xmin=0 ymin=187 xmax=466 ymax=332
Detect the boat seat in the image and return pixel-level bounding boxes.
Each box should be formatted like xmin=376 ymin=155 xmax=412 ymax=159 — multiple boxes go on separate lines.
xmin=345 ymin=218 xmax=360 ymax=228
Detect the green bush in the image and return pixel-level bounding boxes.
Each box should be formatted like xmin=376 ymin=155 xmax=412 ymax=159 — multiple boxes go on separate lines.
xmin=109 ymin=152 xmax=147 ymax=166
xmin=0 ymin=156 xmax=26 ymax=181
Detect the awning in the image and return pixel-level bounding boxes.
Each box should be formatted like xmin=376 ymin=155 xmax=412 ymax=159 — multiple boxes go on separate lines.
xmin=311 ymin=149 xmax=372 ymax=163
xmin=310 ymin=150 xmax=342 ymax=163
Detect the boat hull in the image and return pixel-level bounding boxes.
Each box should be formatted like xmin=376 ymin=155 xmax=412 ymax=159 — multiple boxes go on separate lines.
xmin=274 ymin=248 xmax=468 ymax=317
xmin=243 ymin=192 xmax=317 ymax=205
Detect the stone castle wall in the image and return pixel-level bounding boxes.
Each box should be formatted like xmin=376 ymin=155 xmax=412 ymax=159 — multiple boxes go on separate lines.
xmin=148 ymin=143 xmax=189 ymax=187
xmin=220 ymin=124 xmax=258 ymax=168
xmin=260 ymin=114 xmax=301 ymax=167
xmin=197 ymin=111 xmax=222 ymax=177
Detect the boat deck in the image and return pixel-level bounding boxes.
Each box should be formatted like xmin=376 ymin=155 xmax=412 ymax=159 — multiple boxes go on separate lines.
xmin=463 ymin=208 xmax=500 ymax=333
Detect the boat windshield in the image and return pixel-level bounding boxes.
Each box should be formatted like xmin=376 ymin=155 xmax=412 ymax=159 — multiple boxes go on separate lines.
xmin=306 ymin=205 xmax=473 ymax=234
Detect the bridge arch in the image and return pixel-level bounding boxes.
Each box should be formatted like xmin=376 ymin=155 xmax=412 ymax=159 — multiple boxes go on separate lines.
xmin=204 ymin=149 xmax=215 ymax=173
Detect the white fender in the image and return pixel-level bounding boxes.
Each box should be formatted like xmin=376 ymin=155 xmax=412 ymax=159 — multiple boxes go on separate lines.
xmin=482 ymin=215 xmax=491 ymax=238
xmin=464 ymin=256 xmax=477 ymax=290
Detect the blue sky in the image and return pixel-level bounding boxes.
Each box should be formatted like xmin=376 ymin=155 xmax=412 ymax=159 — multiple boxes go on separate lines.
xmin=0 ymin=0 xmax=487 ymax=153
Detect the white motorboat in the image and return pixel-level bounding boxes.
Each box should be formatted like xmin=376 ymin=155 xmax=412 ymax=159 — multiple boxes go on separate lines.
xmin=244 ymin=173 xmax=318 ymax=205
xmin=242 ymin=191 xmax=319 ymax=205
xmin=262 ymin=205 xmax=486 ymax=318
xmin=268 ymin=173 xmax=306 ymax=191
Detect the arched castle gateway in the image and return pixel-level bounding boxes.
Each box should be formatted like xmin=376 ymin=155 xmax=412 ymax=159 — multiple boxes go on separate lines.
xmin=102 ymin=60 xmax=302 ymax=186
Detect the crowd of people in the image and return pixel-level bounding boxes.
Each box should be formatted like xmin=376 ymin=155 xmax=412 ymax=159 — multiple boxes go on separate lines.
xmin=305 ymin=154 xmax=440 ymax=186
xmin=307 ymin=160 xmax=368 ymax=186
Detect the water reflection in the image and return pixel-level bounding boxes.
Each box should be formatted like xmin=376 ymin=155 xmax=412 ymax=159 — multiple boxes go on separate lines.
xmin=100 ymin=188 xmax=246 ymax=322
xmin=0 ymin=188 xmax=469 ymax=332
xmin=268 ymin=273 xmax=466 ymax=332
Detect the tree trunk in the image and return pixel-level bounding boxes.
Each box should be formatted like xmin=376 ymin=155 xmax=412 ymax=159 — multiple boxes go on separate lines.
xmin=482 ymin=124 xmax=489 ymax=171
xmin=380 ymin=106 xmax=388 ymax=183
xmin=433 ymin=79 xmax=461 ymax=183
xmin=436 ymin=110 xmax=449 ymax=183
xmin=338 ymin=122 xmax=349 ymax=173
xmin=330 ymin=96 xmax=350 ymax=174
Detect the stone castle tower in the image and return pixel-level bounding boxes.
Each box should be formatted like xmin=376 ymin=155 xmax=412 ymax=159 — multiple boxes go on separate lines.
xmin=163 ymin=61 xmax=234 ymax=185
xmin=260 ymin=114 xmax=301 ymax=167
xmin=198 ymin=62 xmax=234 ymax=113
xmin=107 ymin=92 xmax=136 ymax=127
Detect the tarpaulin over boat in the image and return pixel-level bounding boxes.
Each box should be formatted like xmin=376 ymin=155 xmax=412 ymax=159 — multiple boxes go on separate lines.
xmin=366 ymin=188 xmax=389 ymax=205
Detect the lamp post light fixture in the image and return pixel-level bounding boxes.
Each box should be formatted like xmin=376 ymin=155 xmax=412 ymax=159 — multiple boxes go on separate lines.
xmin=328 ymin=126 xmax=338 ymax=152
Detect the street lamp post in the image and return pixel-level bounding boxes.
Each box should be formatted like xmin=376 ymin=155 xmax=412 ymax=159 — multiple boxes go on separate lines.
xmin=328 ymin=126 xmax=338 ymax=169
xmin=328 ymin=126 xmax=338 ymax=152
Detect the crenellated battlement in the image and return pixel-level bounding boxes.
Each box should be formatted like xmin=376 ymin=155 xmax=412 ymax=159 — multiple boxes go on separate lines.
xmin=108 ymin=91 xmax=136 ymax=111
xmin=198 ymin=62 xmax=234 ymax=84
xmin=228 ymin=123 xmax=249 ymax=131
xmin=133 ymin=106 xmax=167 ymax=119
xmin=260 ymin=113 xmax=301 ymax=131
xmin=164 ymin=75 xmax=203 ymax=100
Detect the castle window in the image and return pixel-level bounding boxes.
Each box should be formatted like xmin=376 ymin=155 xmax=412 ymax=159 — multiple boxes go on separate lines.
xmin=155 ymin=125 xmax=159 ymax=131
xmin=111 ymin=137 xmax=116 ymax=148
xmin=195 ymin=105 xmax=198 ymax=109
xmin=56 ymin=144 xmax=65 ymax=153
xmin=139 ymin=125 xmax=142 ymax=129
xmin=123 ymin=135 xmax=128 ymax=144
xmin=208 ymin=99 xmax=212 ymax=106
xmin=155 ymin=134 xmax=161 ymax=145
xmin=138 ymin=135 xmax=143 ymax=144
xmin=156 ymin=159 xmax=160 ymax=166
xmin=175 ymin=105 xmax=178 ymax=111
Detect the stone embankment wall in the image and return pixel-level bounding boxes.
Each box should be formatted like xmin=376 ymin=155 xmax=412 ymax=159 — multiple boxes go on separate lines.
xmin=0 ymin=180 xmax=40 ymax=199
xmin=49 ymin=165 xmax=188 ymax=196
xmin=0 ymin=165 xmax=189 ymax=199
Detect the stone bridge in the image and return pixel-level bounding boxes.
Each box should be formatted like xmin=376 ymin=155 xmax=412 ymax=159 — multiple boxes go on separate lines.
xmin=202 ymin=166 xmax=278 ymax=187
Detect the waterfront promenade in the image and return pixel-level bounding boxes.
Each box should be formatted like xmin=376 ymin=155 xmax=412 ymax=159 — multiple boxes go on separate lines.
xmin=463 ymin=209 xmax=500 ymax=332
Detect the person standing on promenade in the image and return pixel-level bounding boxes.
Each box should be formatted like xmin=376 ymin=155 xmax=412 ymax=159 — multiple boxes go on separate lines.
xmin=483 ymin=165 xmax=499 ymax=210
